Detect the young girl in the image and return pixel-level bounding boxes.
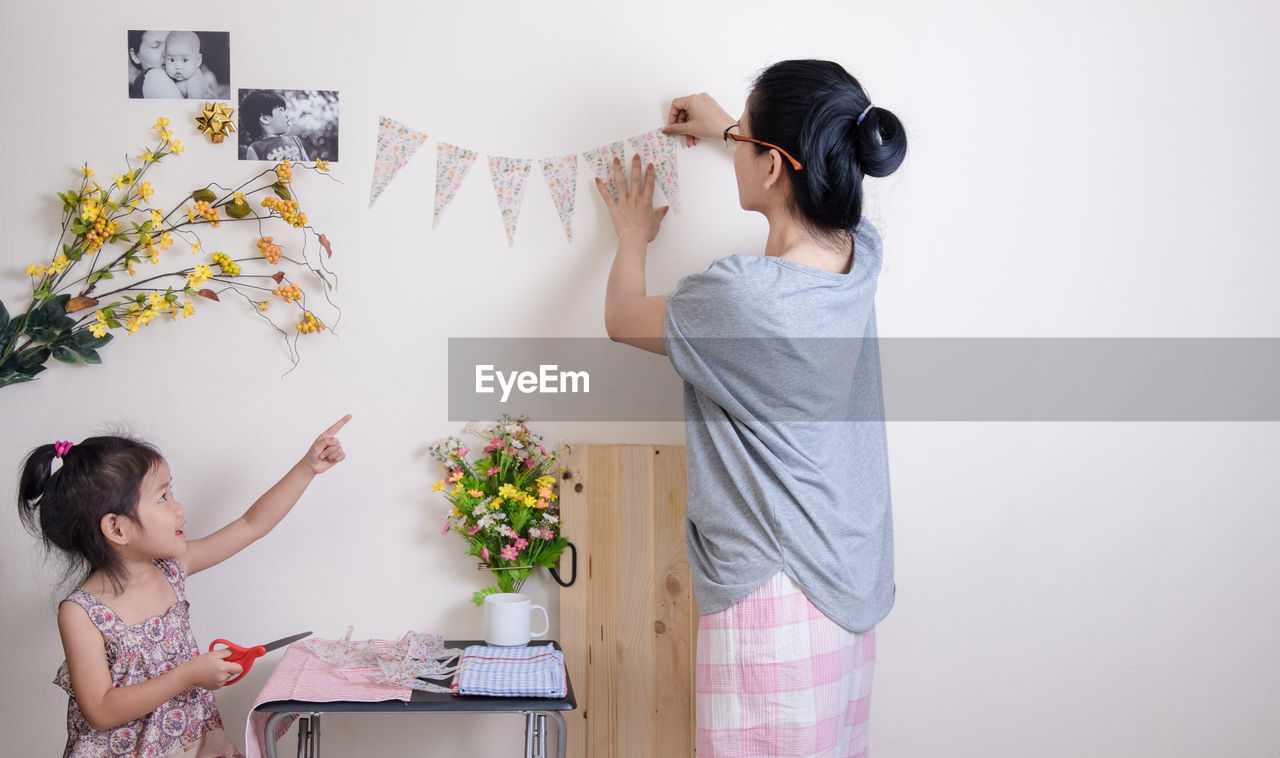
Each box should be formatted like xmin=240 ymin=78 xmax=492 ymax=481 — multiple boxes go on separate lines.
xmin=18 ymin=415 xmax=350 ymax=758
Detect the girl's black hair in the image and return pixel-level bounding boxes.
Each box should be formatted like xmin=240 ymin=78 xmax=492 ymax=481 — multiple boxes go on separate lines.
xmin=239 ymin=90 xmax=288 ymax=143
xmin=746 ymin=59 xmax=908 ymax=234
xmin=17 ymin=436 xmax=165 ymax=592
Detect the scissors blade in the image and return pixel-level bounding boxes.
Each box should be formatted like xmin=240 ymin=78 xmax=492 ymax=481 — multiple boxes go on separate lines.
xmin=260 ymin=631 xmax=312 ymax=653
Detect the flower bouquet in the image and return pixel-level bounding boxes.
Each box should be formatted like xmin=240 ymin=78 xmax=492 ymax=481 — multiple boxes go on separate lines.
xmin=0 ymin=115 xmax=338 ymax=389
xmin=430 ymin=415 xmax=571 ymax=605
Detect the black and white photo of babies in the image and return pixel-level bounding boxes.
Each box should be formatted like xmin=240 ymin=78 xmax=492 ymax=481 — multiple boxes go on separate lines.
xmin=128 ymin=30 xmax=230 ymax=100
xmin=238 ymin=89 xmax=339 ymax=162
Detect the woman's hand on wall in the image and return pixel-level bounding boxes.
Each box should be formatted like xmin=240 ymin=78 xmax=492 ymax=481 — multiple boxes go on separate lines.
xmin=596 ymin=155 xmax=669 ymax=245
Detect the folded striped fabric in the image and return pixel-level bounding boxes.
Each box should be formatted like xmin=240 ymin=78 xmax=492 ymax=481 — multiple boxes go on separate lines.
xmin=452 ymin=644 xmax=567 ymax=698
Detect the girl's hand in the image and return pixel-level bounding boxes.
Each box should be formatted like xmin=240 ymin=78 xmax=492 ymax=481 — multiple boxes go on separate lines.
xmin=663 ymin=92 xmax=736 ymax=147
xmin=183 ymin=649 xmax=243 ymax=690
xmin=302 ymin=414 xmax=351 ymax=475
xmin=596 ymin=155 xmax=669 ymax=245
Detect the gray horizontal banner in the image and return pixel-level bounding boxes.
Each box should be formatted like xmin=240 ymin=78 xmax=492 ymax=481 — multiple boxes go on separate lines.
xmin=447 ymin=338 xmax=1280 ymax=422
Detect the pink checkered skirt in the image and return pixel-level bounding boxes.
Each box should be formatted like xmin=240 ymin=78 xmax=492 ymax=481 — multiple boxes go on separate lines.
xmin=696 ymin=572 xmax=876 ymax=758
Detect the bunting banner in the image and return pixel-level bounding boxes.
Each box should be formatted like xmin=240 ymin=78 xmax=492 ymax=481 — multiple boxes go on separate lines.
xmin=628 ymin=128 xmax=681 ymax=214
xmin=582 ymin=141 xmax=627 ymax=202
xmin=369 ymin=117 xmax=429 ymax=209
xmin=540 ymin=153 xmax=578 ymax=242
xmin=433 ymin=143 xmax=479 ymax=229
xmin=372 ymin=117 xmax=682 ymax=244
xmin=487 ymin=156 xmax=533 ymax=247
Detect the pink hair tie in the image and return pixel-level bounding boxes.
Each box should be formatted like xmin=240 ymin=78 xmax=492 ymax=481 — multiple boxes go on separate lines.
xmin=53 ymin=441 xmax=73 ymax=458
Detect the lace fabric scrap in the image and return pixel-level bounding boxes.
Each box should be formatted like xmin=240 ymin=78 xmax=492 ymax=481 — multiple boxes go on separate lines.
xmin=305 ymin=626 xmax=461 ymax=693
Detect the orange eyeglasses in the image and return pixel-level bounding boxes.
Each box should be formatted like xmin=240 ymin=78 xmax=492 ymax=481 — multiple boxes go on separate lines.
xmin=723 ymin=123 xmax=804 ymax=171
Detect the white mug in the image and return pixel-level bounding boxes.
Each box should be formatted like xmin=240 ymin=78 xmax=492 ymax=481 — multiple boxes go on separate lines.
xmin=484 ymin=592 xmax=549 ymax=646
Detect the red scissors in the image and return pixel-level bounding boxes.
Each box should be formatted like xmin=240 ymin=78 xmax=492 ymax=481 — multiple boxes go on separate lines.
xmin=209 ymin=631 xmax=312 ymax=685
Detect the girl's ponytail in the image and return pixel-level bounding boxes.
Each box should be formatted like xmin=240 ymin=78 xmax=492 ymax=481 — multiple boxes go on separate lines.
xmin=17 ymin=443 xmax=59 ymax=541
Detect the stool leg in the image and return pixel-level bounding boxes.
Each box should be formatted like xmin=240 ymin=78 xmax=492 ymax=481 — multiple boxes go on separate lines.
xmin=537 ymin=714 xmax=547 ymax=758
xmin=310 ymin=713 xmax=322 ymax=757
xmin=295 ymin=717 xmax=309 ymax=758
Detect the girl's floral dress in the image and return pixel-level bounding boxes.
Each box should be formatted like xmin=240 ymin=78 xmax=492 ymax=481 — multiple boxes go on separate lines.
xmin=54 ymin=558 xmax=242 ymax=758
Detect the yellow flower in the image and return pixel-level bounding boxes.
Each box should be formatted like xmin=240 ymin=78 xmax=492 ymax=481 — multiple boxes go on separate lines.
xmin=80 ymin=197 xmax=102 ymax=221
xmin=136 ymin=182 xmax=154 ymax=201
xmin=180 ymin=301 xmax=194 ymax=318
xmin=113 ymin=171 xmax=134 ymax=189
xmin=186 ymin=206 xmax=195 ymax=223
xmin=81 ymin=165 xmax=94 ymax=177
xmin=26 ymin=263 xmax=46 ymax=276
xmin=431 ymin=481 xmax=445 ymax=492
xmin=139 ymin=150 xmax=157 ymax=163
xmin=190 ymin=240 xmax=201 ymax=255
xmin=275 ymin=159 xmax=293 ymax=183
xmin=150 ymin=209 xmax=163 ymax=227
xmin=453 ymin=507 xmax=462 ymax=517
xmin=89 ymin=321 xmax=107 ymax=338
xmin=159 ymin=232 xmax=174 ymax=250
xmin=187 ymin=264 xmax=213 ymax=289
xmin=498 ymin=483 xmax=520 ymax=500
xmin=490 ymin=497 xmax=505 ymax=509
xmin=169 ymin=139 xmax=184 ymax=154
xmin=160 ymin=127 xmax=174 ymax=143
xmin=450 ymin=483 xmax=464 ymax=497
xmin=48 ymin=254 xmax=70 ymax=275
xmin=154 ymin=116 xmax=170 ymax=131
xmin=314 ymin=159 xmax=329 ymax=172
xmin=148 ymin=293 xmax=170 ymax=311
xmin=521 ymin=494 xmax=538 ymax=509
xmin=257 ymin=301 xmax=269 ymax=312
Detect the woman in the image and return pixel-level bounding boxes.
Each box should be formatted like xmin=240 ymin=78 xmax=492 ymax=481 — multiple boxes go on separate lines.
xmin=595 ymin=59 xmax=907 ymax=757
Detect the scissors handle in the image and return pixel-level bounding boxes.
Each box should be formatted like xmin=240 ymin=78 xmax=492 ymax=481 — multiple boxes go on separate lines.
xmin=209 ymin=639 xmax=265 ymax=685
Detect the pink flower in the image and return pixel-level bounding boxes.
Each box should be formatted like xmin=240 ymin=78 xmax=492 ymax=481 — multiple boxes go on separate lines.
xmin=501 ymin=544 xmax=519 ymax=562
xmin=457 ymin=446 xmax=469 ymax=457
xmin=515 ymin=538 xmax=528 ymax=550
xmin=543 ymin=529 xmax=554 ymax=540
xmin=524 ymin=458 xmax=537 ymax=470
xmin=481 ymin=547 xmax=490 ymax=562
xmin=484 ymin=438 xmax=502 ymax=453
xmin=442 ymin=522 xmax=451 ymax=535
xmin=539 ymin=445 xmax=547 ymax=456
xmin=487 ymin=466 xmax=500 ymax=476
xmin=467 ymin=525 xmax=480 ymax=535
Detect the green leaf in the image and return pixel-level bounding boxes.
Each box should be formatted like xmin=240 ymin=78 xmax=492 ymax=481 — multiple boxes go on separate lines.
xmin=273 ymin=183 xmax=292 ymax=201
xmin=191 ymin=188 xmax=217 ymax=203
xmin=0 ymin=298 xmax=11 ymax=348
xmin=52 ymin=345 xmax=77 ymax=364
xmin=471 ymin=586 xmax=502 ymax=607
xmin=225 ymin=202 xmax=251 ymax=219
xmin=78 ymin=348 xmax=102 ymax=365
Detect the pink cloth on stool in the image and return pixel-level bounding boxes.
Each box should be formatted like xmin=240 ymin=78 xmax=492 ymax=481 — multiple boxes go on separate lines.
xmin=244 ymin=642 xmax=412 ymax=758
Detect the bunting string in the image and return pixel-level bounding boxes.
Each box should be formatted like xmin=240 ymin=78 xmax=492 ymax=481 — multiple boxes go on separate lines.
xmin=370 ymin=116 xmax=681 ymax=245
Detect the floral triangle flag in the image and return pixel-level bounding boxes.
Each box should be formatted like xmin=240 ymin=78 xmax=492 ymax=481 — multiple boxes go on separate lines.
xmin=582 ymin=141 xmax=626 ymax=202
xmin=487 ymin=156 xmax=534 ymax=247
xmin=539 ymin=154 xmax=578 ymax=242
xmin=369 ymin=116 xmax=428 ymax=209
xmin=628 ymin=129 xmax=681 ymax=214
xmin=433 ymin=142 xmax=479 ymax=229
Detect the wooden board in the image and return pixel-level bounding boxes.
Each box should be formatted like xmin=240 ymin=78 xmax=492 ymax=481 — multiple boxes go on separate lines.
xmin=558 ymin=445 xmax=693 ymax=758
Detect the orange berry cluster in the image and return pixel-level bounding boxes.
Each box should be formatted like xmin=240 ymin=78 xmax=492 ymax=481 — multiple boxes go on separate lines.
xmin=272 ymin=282 xmax=303 ymax=302
xmin=275 ymin=160 xmax=293 ymax=183
xmin=192 ymin=201 xmax=221 ymax=226
xmin=212 ymin=252 xmax=240 ymax=276
xmin=83 ymin=217 xmax=121 ymax=252
xmin=296 ymin=311 xmax=325 ymax=334
xmin=260 ymin=196 xmax=307 ymax=228
xmin=257 ymin=236 xmax=282 ymax=264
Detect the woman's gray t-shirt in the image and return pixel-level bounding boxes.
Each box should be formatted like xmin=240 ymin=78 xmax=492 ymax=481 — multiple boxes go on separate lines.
xmin=662 ymin=223 xmax=895 ymax=632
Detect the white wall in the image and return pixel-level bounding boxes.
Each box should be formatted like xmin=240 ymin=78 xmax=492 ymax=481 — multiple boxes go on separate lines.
xmin=2 ymin=1 xmax=1278 ymax=756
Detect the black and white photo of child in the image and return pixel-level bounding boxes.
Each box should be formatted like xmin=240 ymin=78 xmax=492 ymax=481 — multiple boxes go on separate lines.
xmin=127 ymin=30 xmax=230 ymax=100
xmin=238 ymin=89 xmax=339 ymax=162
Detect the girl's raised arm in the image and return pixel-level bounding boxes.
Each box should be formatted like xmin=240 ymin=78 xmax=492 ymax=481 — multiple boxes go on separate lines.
xmin=180 ymin=414 xmax=350 ymax=575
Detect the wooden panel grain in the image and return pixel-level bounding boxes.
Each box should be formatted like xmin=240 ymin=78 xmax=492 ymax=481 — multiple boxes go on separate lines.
xmin=558 ymin=450 xmax=589 ymax=758
xmin=616 ymin=447 xmax=656 ymax=757
xmin=587 ymin=445 xmax=621 ymax=758
xmin=558 ymin=445 xmax=692 ymax=758
xmin=652 ymin=446 xmax=694 ymax=758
